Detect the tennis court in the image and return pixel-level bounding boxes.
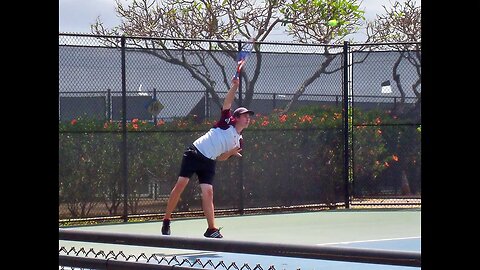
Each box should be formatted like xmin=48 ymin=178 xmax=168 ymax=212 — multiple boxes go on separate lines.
xmin=59 ymin=208 xmax=421 ymax=269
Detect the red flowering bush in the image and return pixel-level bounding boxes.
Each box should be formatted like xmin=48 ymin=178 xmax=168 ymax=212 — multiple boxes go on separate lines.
xmin=59 ymin=105 xmax=420 ymax=219
xmin=351 ymin=108 xmax=421 ymax=196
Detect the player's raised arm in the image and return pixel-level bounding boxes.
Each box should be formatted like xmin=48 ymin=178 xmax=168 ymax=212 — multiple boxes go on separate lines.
xmin=222 ymin=77 xmax=239 ymax=111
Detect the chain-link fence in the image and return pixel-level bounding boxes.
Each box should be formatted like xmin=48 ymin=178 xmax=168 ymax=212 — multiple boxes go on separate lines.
xmin=348 ymin=43 xmax=421 ymax=206
xmin=59 ymin=34 xmax=420 ymax=222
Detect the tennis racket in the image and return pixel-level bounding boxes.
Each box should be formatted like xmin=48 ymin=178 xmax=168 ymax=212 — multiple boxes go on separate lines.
xmin=233 ymin=38 xmax=255 ymax=79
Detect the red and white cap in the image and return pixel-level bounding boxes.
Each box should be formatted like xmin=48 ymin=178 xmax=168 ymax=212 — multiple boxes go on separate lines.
xmin=233 ymin=107 xmax=255 ymax=117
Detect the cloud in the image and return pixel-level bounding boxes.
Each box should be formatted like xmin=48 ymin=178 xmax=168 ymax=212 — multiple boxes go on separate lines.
xmin=59 ymin=0 xmax=121 ymax=33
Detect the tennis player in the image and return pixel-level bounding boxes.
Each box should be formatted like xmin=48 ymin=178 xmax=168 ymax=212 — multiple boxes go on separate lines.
xmin=161 ymin=77 xmax=254 ymax=238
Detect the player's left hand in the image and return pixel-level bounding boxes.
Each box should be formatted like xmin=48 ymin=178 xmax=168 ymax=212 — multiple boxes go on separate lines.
xmin=229 ymin=146 xmax=242 ymax=157
xmin=231 ymin=77 xmax=239 ymax=85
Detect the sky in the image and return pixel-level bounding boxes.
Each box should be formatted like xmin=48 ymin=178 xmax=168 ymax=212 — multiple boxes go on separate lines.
xmin=58 ymin=0 xmax=419 ymax=42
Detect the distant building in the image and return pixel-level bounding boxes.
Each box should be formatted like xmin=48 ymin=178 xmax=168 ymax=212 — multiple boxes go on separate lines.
xmin=59 ymin=45 xmax=420 ymax=122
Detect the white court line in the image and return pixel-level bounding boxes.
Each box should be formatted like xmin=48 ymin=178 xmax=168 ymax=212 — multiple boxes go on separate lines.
xmin=316 ymin=236 xmax=421 ymax=246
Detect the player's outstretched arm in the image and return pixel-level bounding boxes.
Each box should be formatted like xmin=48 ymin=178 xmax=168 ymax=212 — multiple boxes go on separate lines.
xmin=222 ymin=77 xmax=240 ymax=111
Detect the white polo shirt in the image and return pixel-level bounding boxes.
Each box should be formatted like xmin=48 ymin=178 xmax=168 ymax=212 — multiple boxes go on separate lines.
xmin=193 ymin=109 xmax=243 ymax=160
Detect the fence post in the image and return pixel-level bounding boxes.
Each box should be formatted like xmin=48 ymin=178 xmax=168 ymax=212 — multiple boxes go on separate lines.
xmin=106 ymin=88 xmax=111 ymax=121
xmin=237 ymin=40 xmax=245 ymax=215
xmin=153 ymin=88 xmax=158 ymax=124
xmin=237 ymin=40 xmax=243 ymax=106
xmin=121 ymin=35 xmax=129 ymax=222
xmin=342 ymin=41 xmax=350 ymax=209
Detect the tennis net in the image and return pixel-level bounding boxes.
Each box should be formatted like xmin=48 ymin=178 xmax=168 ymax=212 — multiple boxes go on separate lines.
xmin=59 ymin=229 xmax=420 ymax=270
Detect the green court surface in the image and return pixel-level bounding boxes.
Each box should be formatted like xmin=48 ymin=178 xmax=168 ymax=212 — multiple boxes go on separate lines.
xmin=59 ymin=208 xmax=421 ymax=259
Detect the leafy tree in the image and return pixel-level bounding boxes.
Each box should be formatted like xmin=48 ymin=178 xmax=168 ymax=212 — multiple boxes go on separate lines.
xmin=91 ymin=0 xmax=368 ymax=111
xmin=278 ymin=0 xmax=365 ymax=113
xmin=363 ymin=0 xmax=421 ymax=195
xmin=91 ymin=0 xmax=289 ymax=109
xmin=281 ymin=0 xmax=365 ymax=44
xmin=365 ymin=0 xmax=421 ymax=120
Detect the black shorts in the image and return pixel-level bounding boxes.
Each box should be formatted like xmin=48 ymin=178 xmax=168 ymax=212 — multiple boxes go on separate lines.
xmin=179 ymin=145 xmax=216 ymax=185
